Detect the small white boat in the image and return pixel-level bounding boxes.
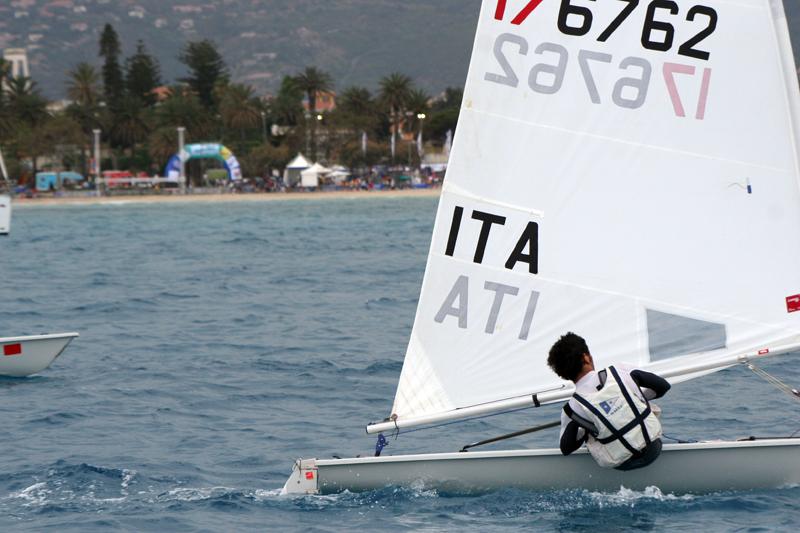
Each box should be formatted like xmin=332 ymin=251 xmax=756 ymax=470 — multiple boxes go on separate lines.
xmin=284 ymin=439 xmax=800 ymax=495
xmin=0 ymin=194 xmax=10 ymax=235
xmin=0 ymin=333 xmax=79 ymax=377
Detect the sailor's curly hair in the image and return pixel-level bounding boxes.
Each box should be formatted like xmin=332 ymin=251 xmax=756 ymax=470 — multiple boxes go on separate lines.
xmin=547 ymin=332 xmax=590 ymax=382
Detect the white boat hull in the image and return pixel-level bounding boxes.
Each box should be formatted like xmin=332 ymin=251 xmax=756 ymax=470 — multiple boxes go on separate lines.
xmin=0 ymin=333 xmax=79 ymax=377
xmin=0 ymin=194 xmax=10 ymax=235
xmin=283 ymin=438 xmax=800 ymax=495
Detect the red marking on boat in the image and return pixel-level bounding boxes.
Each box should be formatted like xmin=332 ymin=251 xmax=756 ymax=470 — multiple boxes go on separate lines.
xmin=758 ymin=349 xmax=769 ymax=355
xmin=787 ymin=294 xmax=800 ymax=313
xmin=3 ymin=343 xmax=22 ymax=356
xmin=305 ymin=472 xmax=314 ymax=480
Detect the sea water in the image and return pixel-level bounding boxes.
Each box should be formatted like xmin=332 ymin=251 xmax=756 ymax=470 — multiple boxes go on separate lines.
xmin=0 ymin=197 xmax=798 ymax=531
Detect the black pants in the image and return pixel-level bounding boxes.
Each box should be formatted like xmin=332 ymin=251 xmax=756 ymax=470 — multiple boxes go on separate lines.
xmin=614 ymin=439 xmax=663 ymax=471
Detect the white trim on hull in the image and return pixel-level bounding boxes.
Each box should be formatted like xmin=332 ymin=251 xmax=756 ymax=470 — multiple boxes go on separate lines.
xmin=0 ymin=333 xmax=79 ymax=377
xmin=283 ymin=438 xmax=800 ymax=495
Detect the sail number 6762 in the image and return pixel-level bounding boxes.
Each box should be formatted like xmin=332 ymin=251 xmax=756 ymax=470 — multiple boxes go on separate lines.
xmin=485 ymin=35 xmax=712 ymax=119
xmin=494 ymin=0 xmax=718 ymax=61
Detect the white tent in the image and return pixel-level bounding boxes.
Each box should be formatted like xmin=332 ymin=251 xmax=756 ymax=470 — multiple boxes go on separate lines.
xmin=284 ymin=153 xmax=311 ymax=187
xmin=300 ymin=162 xmax=331 ymax=188
xmin=328 ymin=165 xmax=350 ymax=184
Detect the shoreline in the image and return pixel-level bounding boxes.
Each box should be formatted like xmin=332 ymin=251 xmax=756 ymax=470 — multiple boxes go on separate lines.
xmin=11 ymin=188 xmax=442 ymax=207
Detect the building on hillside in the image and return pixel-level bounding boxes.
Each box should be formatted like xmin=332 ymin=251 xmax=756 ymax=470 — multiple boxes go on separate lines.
xmin=302 ymin=90 xmax=336 ymax=113
xmin=3 ymin=48 xmax=29 ymax=78
xmin=2 ymin=48 xmax=30 ymax=93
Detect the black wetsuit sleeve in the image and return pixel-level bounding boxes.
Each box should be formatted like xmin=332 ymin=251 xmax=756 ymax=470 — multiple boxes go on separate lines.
xmin=630 ymin=370 xmax=671 ymax=399
xmin=560 ymin=421 xmax=587 ymax=456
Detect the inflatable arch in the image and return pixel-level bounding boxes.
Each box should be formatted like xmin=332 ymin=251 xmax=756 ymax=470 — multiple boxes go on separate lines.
xmin=165 ymin=143 xmax=242 ymax=181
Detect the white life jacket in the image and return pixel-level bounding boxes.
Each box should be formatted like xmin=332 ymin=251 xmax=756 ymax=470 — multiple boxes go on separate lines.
xmin=564 ymin=366 xmax=662 ymax=468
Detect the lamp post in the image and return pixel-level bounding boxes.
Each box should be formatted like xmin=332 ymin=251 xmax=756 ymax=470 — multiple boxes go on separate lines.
xmin=316 ymin=114 xmax=323 ymax=161
xmin=304 ymin=110 xmax=311 ymax=155
xmin=177 ymin=126 xmax=186 ymax=194
xmin=93 ymin=129 xmax=102 ymax=195
xmin=417 ymin=113 xmax=426 ymax=166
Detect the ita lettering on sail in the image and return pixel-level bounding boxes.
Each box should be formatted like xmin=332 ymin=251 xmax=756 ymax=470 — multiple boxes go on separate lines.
xmin=435 ymin=205 xmax=540 ymax=340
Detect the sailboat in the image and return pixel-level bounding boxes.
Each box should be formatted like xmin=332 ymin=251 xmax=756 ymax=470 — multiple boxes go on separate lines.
xmin=0 ymin=193 xmax=9 ymax=236
xmin=283 ymin=0 xmax=800 ymax=494
xmin=0 ymin=145 xmax=10 ymax=236
xmin=0 ymin=333 xmax=79 ymax=377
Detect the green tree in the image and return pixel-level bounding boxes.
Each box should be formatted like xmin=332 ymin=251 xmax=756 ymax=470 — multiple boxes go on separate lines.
xmin=5 ymin=77 xmax=49 ymax=127
xmin=219 ymin=83 xmax=263 ymax=142
xmin=147 ymin=126 xmax=179 ymax=169
xmin=179 ymin=40 xmax=228 ymax=110
xmin=243 ymin=142 xmax=290 ymax=177
xmin=110 ymin=95 xmax=150 ymax=150
xmin=292 ymin=66 xmax=333 ymax=157
xmin=0 ymin=59 xmax=13 ymax=141
xmin=334 ymin=86 xmax=379 ymax=135
xmin=126 ymin=41 xmax=161 ymax=107
xmin=64 ymin=63 xmax=104 ymax=175
xmin=66 ymin=63 xmax=101 ymax=106
xmin=268 ymin=76 xmax=304 ymax=127
xmin=379 ymin=72 xmax=413 ymax=154
xmin=336 ymin=137 xmax=387 ymax=170
xmin=292 ymin=66 xmax=333 ymax=116
xmin=99 ymin=24 xmax=125 ymax=111
xmin=12 ymin=114 xmax=82 ymax=183
xmin=406 ymin=88 xmax=430 ymax=135
xmin=155 ymin=86 xmax=212 ymax=139
xmin=427 ymin=87 xmax=463 ymax=144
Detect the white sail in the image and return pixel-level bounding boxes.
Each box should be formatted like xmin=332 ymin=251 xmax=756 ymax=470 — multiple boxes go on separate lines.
xmin=373 ymin=0 xmax=800 ymax=433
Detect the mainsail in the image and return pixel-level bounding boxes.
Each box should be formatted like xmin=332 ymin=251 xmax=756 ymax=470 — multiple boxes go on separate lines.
xmin=369 ymin=0 xmax=800 ymax=434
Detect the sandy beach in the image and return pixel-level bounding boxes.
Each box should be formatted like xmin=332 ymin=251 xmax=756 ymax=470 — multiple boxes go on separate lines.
xmin=11 ymin=188 xmax=441 ymax=207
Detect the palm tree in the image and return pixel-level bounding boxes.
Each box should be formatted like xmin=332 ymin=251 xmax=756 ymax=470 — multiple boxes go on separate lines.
xmin=156 ymin=86 xmax=212 ymax=139
xmin=66 ymin=63 xmax=101 ymax=107
xmin=292 ymin=66 xmax=333 ymax=157
xmin=379 ymin=73 xmax=413 ymax=158
xmin=5 ymin=77 xmax=49 ymax=127
xmin=148 ymin=126 xmax=179 ymax=169
xmin=407 ymin=88 xmax=430 ymax=135
xmin=293 ymin=66 xmax=333 ymax=116
xmin=0 ymin=60 xmax=13 ymax=141
xmin=110 ymin=95 xmax=150 ymax=150
xmin=339 ymin=87 xmax=374 ymax=116
xmin=219 ymin=83 xmax=263 ymax=141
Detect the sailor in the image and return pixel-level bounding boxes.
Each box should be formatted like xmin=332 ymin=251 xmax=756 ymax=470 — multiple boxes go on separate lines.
xmin=547 ymin=332 xmax=671 ymax=471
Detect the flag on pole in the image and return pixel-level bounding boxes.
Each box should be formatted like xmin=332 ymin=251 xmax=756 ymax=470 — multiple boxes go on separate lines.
xmin=391 ymin=131 xmax=396 ymax=160
xmin=417 ymin=131 xmax=424 ymax=158
xmin=361 ymin=131 xmax=368 ymax=157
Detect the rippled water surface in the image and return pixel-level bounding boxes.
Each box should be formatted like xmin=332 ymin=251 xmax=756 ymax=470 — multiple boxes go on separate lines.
xmin=1 ymin=197 xmax=798 ymax=531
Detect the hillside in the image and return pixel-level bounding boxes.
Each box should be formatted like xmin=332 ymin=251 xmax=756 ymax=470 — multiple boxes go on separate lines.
xmin=0 ymin=0 xmax=798 ymax=100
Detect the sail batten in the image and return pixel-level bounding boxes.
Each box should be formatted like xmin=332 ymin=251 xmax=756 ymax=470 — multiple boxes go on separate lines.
xmin=463 ymin=106 xmax=794 ymax=174
xmin=382 ymin=0 xmax=800 ymax=432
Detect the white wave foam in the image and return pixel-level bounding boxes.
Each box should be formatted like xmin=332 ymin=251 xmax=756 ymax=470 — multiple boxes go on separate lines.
xmin=588 ymin=486 xmax=694 ymax=507
xmin=160 ymin=486 xmax=236 ymax=502
xmin=121 ymin=469 xmax=136 ymax=492
xmin=254 ymin=488 xmax=283 ymax=500
xmin=10 ymin=482 xmax=50 ymax=507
